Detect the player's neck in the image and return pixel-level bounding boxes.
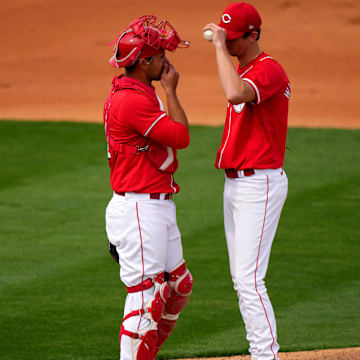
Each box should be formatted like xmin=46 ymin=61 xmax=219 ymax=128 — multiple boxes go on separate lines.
xmin=237 ymin=44 xmax=262 ymax=68
xmin=124 ymin=70 xmax=151 ymax=86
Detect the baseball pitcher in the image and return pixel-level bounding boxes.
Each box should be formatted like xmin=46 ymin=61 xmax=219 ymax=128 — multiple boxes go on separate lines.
xmin=103 ymin=15 xmax=193 ymax=360
xmin=204 ymin=3 xmax=290 ymax=360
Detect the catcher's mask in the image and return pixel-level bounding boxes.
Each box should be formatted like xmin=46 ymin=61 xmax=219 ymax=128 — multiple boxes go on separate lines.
xmin=109 ymin=15 xmax=190 ymax=68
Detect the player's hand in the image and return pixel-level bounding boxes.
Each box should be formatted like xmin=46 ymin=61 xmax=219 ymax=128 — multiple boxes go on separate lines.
xmin=160 ymin=62 xmax=179 ymax=93
xmin=203 ymin=23 xmax=227 ymax=48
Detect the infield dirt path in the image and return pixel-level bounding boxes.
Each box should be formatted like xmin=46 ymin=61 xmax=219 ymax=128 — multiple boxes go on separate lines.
xmin=179 ymin=347 xmax=360 ymax=360
xmin=1 ymin=1 xmax=359 ymax=359
xmin=1 ymin=0 xmax=360 ymax=128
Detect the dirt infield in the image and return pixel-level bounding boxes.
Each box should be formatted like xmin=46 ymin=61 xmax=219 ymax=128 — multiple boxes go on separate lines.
xmin=178 ymin=347 xmax=360 ymax=360
xmin=1 ymin=0 xmax=359 ymax=128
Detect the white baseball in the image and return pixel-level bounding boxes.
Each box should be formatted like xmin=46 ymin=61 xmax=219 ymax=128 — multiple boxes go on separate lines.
xmin=203 ymin=29 xmax=213 ymax=41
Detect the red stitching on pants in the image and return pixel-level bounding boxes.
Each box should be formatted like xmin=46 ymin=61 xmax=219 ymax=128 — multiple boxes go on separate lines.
xmin=254 ymin=175 xmax=276 ymax=360
xmin=136 ymin=202 xmax=145 ymax=333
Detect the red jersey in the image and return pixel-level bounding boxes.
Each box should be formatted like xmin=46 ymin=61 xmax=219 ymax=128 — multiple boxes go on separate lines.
xmin=215 ymin=52 xmax=290 ymax=170
xmin=104 ymin=76 xmax=190 ymax=194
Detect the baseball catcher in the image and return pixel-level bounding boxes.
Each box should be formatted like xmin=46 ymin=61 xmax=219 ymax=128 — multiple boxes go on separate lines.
xmin=103 ymin=15 xmax=193 ymax=360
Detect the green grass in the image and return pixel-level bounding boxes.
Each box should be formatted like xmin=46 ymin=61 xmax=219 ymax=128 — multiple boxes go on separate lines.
xmin=0 ymin=120 xmax=359 ymax=360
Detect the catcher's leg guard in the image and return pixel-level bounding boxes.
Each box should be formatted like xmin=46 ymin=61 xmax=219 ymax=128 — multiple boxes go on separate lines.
xmin=154 ymin=261 xmax=193 ymax=355
xmin=119 ymin=272 xmax=170 ymax=360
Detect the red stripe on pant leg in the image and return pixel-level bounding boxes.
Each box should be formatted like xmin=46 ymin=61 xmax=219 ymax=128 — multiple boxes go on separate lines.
xmin=254 ymin=175 xmax=276 ymax=360
xmin=136 ymin=202 xmax=145 ymax=333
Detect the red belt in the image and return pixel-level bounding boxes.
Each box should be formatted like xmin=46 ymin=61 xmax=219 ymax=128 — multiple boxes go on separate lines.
xmin=225 ymin=169 xmax=255 ymax=178
xmin=115 ymin=192 xmax=172 ymax=200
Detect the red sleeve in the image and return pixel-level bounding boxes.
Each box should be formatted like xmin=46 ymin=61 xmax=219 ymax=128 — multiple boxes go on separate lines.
xmin=118 ymin=92 xmax=190 ymax=149
xmin=117 ymin=92 xmax=166 ymax=134
xmin=243 ymin=59 xmax=288 ymax=104
xmin=147 ymin=117 xmax=190 ymax=149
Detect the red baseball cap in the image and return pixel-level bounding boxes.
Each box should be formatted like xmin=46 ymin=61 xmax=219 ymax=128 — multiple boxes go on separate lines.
xmin=218 ymin=3 xmax=262 ymax=40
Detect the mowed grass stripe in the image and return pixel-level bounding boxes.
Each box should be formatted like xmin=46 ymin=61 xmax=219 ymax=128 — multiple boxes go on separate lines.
xmin=0 ymin=120 xmax=359 ymax=359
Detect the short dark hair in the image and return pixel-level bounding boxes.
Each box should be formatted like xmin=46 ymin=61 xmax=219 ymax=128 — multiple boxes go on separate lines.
xmin=242 ymin=29 xmax=261 ymax=41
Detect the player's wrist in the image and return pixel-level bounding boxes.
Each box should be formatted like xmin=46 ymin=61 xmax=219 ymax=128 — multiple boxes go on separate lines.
xmin=215 ymin=41 xmax=227 ymax=51
xmin=164 ymin=87 xmax=177 ymax=97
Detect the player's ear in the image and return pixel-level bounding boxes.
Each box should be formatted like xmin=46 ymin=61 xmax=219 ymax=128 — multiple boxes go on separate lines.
xmin=249 ymin=30 xmax=260 ymax=43
xmin=140 ymin=57 xmax=153 ymax=67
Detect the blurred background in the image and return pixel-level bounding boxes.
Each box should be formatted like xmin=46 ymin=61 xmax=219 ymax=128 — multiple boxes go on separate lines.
xmin=1 ymin=2 xmax=360 ymax=359
xmin=1 ymin=0 xmax=359 ymax=127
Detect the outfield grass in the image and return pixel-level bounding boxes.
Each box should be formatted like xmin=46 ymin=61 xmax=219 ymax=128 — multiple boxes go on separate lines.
xmin=0 ymin=120 xmax=359 ymax=360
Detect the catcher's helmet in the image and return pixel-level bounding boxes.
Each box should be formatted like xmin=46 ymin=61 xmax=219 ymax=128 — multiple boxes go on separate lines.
xmin=109 ymin=15 xmax=189 ymax=68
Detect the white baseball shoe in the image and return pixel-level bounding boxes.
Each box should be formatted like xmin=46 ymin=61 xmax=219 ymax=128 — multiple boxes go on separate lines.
xmin=250 ymin=356 xmax=258 ymax=360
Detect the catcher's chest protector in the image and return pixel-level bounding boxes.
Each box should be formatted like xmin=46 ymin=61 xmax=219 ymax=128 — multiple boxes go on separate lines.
xmin=103 ymin=76 xmax=178 ymax=174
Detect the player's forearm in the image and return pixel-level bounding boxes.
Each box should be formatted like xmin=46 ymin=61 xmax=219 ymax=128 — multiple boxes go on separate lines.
xmin=164 ymin=89 xmax=189 ymax=129
xmin=215 ymin=44 xmax=253 ymax=104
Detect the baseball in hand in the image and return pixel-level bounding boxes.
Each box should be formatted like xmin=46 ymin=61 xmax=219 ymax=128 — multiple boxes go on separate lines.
xmin=203 ymin=29 xmax=213 ymax=41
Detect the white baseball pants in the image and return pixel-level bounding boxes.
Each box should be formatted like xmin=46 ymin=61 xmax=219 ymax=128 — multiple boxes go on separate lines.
xmin=105 ymin=192 xmax=184 ymax=360
xmin=223 ymin=168 xmax=288 ymax=360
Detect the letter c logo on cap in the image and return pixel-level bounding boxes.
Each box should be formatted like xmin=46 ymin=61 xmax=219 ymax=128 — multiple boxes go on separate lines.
xmin=222 ymin=14 xmax=232 ymax=23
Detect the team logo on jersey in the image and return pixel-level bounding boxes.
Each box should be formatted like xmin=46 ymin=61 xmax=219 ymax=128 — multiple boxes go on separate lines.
xmin=222 ymin=14 xmax=231 ymax=23
xmin=233 ymin=103 xmax=245 ymax=113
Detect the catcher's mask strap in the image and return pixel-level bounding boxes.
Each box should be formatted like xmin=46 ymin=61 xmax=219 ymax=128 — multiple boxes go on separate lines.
xmin=113 ymin=29 xmax=142 ymax=65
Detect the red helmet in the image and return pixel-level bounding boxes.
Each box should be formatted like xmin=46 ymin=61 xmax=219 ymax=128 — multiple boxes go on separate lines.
xmin=109 ymin=15 xmax=189 ymax=68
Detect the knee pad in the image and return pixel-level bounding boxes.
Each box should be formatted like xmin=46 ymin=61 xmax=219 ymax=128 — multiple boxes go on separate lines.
xmin=165 ymin=261 xmax=193 ymax=315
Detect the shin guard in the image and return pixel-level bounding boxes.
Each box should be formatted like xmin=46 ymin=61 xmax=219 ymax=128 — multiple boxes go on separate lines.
xmin=119 ymin=273 xmax=170 ymax=360
xmin=154 ymin=261 xmax=193 ymax=356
